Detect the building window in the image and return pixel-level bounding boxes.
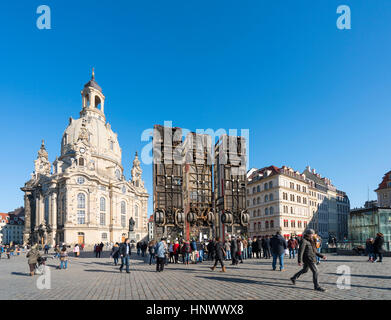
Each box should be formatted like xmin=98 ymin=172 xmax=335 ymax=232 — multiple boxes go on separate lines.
xmin=269 ymin=193 xmax=273 ymax=201
xmin=264 ymin=195 xmax=269 ymax=202
xmin=270 ymin=220 xmax=274 ymax=228
xmin=44 ymin=197 xmax=49 ymax=223
xmin=265 ymin=221 xmax=269 ymax=229
xmin=265 ymin=208 xmax=269 ymax=215
xmin=102 ymin=233 xmax=107 ymax=240
xmin=100 ymin=197 xmax=106 ymax=212
xmin=79 ymin=158 xmax=85 ymax=166
xmin=121 ymin=201 xmax=126 ymax=227
xmin=269 ymin=181 xmax=273 ymax=189
xmin=269 ymin=206 xmax=274 ymax=215
xmin=77 ymin=193 xmax=86 ymax=224
xmin=257 ymin=186 xmax=260 ymax=192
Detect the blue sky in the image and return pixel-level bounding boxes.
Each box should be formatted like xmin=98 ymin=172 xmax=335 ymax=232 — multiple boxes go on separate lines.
xmin=1 ymin=0 xmax=390 ymax=212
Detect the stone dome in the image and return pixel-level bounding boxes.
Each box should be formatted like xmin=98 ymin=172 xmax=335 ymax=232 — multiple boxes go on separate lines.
xmin=61 ymin=115 xmax=122 ymax=165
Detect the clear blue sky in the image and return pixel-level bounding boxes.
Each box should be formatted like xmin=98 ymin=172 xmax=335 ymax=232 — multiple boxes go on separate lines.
xmin=1 ymin=0 xmax=390 ymax=213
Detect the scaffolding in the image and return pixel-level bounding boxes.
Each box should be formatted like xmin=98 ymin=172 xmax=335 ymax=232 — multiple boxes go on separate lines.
xmin=214 ymin=135 xmax=249 ymax=239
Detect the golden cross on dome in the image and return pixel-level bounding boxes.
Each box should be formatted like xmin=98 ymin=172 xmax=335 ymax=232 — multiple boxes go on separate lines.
xmin=91 ymin=67 xmax=95 ymax=80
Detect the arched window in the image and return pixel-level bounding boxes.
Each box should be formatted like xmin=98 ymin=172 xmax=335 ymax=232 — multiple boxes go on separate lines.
xmin=269 ymin=193 xmax=274 ymax=201
xmin=265 ymin=208 xmax=269 ymax=215
xmin=257 ymin=197 xmax=260 ymax=204
xmin=264 ymin=195 xmax=269 ymax=202
xmin=77 ymin=193 xmax=86 ymax=224
xmin=100 ymin=197 xmax=106 ymax=225
xmin=121 ymin=201 xmax=126 ymax=227
xmin=79 ymin=158 xmax=84 ymax=166
xmin=61 ymin=196 xmax=66 ymax=225
xmin=269 ymin=206 xmax=274 ymax=215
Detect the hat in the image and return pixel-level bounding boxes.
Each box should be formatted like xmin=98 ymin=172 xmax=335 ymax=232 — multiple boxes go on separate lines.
xmin=304 ymin=229 xmax=315 ymax=235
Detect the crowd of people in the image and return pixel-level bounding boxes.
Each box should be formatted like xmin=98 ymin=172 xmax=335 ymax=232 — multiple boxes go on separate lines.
xmin=1 ymin=229 xmax=385 ymax=291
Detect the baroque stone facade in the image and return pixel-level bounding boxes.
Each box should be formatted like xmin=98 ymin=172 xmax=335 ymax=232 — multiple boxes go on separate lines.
xmin=21 ymin=71 xmax=149 ymax=246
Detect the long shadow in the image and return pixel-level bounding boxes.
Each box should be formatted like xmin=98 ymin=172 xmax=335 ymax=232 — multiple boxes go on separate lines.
xmin=196 ymin=275 xmax=315 ymax=292
xmin=84 ymin=269 xmax=120 ymax=273
xmin=11 ymin=272 xmax=30 ymax=277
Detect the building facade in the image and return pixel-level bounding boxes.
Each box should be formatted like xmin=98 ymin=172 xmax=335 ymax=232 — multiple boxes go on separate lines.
xmin=247 ymin=165 xmax=349 ymax=241
xmin=0 ymin=213 xmax=10 ymax=244
xmin=21 ymin=71 xmax=149 ymax=246
xmin=0 ymin=211 xmax=24 ymax=245
xmin=375 ymin=170 xmax=391 ymax=207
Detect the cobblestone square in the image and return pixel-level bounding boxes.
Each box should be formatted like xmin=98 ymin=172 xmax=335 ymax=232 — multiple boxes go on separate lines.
xmin=0 ymin=251 xmax=390 ymax=300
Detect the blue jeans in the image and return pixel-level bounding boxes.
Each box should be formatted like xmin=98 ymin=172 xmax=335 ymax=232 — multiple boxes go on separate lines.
xmin=226 ymin=250 xmax=231 ymax=260
xmin=184 ymin=253 xmax=190 ymax=263
xmin=289 ymin=248 xmax=295 ymax=259
xmin=198 ymin=250 xmax=204 ymax=262
xmin=120 ymin=255 xmax=130 ymax=272
xmin=316 ymin=248 xmax=321 ymax=263
xmin=60 ymin=260 xmax=68 ymax=269
xmin=272 ymin=253 xmax=285 ymax=270
xmin=243 ymin=249 xmax=247 ymax=259
xmin=248 ymin=247 xmax=252 ymax=258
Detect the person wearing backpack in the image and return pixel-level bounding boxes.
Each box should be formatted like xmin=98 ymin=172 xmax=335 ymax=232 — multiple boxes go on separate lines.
xmin=148 ymin=240 xmax=156 ymax=265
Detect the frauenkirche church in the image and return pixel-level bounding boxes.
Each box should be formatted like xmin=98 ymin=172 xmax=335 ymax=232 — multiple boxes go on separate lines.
xmin=21 ymin=70 xmax=149 ymax=246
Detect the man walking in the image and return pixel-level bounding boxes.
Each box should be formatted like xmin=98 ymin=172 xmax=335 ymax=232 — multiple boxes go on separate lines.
xmin=290 ymin=229 xmax=327 ymax=292
xmin=270 ymin=231 xmax=287 ymax=271
xmin=119 ymin=238 xmax=132 ymax=273
xmin=155 ymin=238 xmax=166 ymax=272
xmin=210 ymin=237 xmax=226 ymax=272
xmin=230 ymin=236 xmax=238 ymax=265
xmin=373 ymin=232 xmax=384 ymax=263
xmin=288 ymin=236 xmax=297 ymax=259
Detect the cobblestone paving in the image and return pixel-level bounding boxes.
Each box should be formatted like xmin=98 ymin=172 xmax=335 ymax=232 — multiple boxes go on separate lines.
xmin=0 ymin=251 xmax=390 ymax=300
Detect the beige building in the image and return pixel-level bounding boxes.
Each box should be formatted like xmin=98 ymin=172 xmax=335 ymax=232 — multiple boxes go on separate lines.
xmin=21 ymin=71 xmax=149 ymax=246
xmin=247 ymin=165 xmax=349 ymax=241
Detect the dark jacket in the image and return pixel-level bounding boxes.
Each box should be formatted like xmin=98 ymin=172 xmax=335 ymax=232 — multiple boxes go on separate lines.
xmin=230 ymin=239 xmax=238 ymax=252
xmin=373 ymin=236 xmax=384 ymax=254
xmin=111 ymin=245 xmax=120 ymax=258
xmin=298 ymin=236 xmax=324 ymax=264
xmin=119 ymin=243 xmax=132 ymax=256
xmin=252 ymin=240 xmax=259 ymax=252
xmin=215 ymin=241 xmax=225 ymax=259
xmin=270 ymin=234 xmax=287 ymax=255
xmin=190 ymin=241 xmax=197 ymax=251
xmin=27 ymin=248 xmax=41 ymax=265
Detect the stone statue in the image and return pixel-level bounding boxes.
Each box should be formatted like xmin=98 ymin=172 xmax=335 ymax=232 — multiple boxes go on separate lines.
xmin=129 ymin=217 xmax=135 ymax=232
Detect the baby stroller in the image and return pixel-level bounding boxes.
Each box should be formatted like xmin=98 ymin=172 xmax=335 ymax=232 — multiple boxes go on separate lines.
xmin=35 ymin=256 xmax=48 ymax=275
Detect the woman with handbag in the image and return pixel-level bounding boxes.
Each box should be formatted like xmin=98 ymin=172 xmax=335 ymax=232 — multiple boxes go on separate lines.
xmin=59 ymin=246 xmax=68 ymax=269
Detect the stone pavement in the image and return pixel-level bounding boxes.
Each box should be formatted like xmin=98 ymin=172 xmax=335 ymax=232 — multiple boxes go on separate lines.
xmin=0 ymin=251 xmax=390 ymax=300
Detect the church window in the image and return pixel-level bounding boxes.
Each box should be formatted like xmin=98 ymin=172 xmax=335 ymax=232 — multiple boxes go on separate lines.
xmin=77 ymin=177 xmax=85 ymax=185
xmin=110 ymin=141 xmax=114 ymax=150
xmin=121 ymin=201 xmax=126 ymax=227
xmin=79 ymin=158 xmax=85 ymax=166
xmin=100 ymin=197 xmax=106 ymax=226
xmin=77 ymin=193 xmax=86 ymax=224
xmin=115 ymin=169 xmax=121 ymax=180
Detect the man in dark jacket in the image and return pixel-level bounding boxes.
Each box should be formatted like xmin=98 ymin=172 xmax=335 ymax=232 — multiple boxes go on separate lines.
xmin=270 ymin=232 xmax=287 ymax=271
xmin=373 ymin=233 xmax=384 ymax=263
xmin=119 ymin=238 xmax=132 ymax=273
xmin=256 ymin=236 xmax=262 ymax=258
xmin=230 ymin=236 xmax=238 ymax=265
xmin=252 ymin=238 xmax=259 ymax=258
xmin=210 ymin=237 xmax=226 ymax=272
xmin=263 ymin=236 xmax=271 ymax=259
xmin=290 ymin=229 xmax=327 ymax=291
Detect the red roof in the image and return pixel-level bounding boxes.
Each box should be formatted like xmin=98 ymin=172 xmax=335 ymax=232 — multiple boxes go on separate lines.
xmin=375 ymin=170 xmax=391 ymax=191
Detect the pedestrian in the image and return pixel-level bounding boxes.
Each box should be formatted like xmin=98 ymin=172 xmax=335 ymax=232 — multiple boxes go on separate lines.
xmin=242 ymin=237 xmax=248 ymax=260
xmin=111 ymin=242 xmax=120 ymax=265
xmin=155 ymin=238 xmax=166 ymax=272
xmin=141 ymin=241 xmax=147 ymax=257
xmin=136 ymin=242 xmax=141 ymax=256
xmin=290 ymin=229 xmax=327 ymax=292
xmin=59 ymin=246 xmax=68 ymax=270
xmin=190 ymin=238 xmax=197 ymax=264
xmin=252 ymin=237 xmax=259 ymax=258
xmin=183 ymin=240 xmax=191 ymax=265
xmin=168 ymin=241 xmax=174 ymax=263
xmin=288 ymin=236 xmax=297 ymax=259
xmin=26 ymin=244 xmax=41 ymax=276
xmin=119 ymin=238 xmax=132 ymax=273
xmin=173 ymin=240 xmax=179 ymax=264
xmin=148 ymin=240 xmax=156 ymax=265
xmin=365 ymin=238 xmax=375 ymax=262
xmin=197 ymin=241 xmax=204 ymax=263
xmin=224 ymin=239 xmax=231 ymax=260
xmin=237 ymin=238 xmax=243 ymax=263
xmin=263 ymin=236 xmax=271 ymax=259
xmin=270 ymin=231 xmax=287 ymax=271
xmin=230 ymin=236 xmax=238 ymax=265
xmin=210 ymin=237 xmax=227 ymax=272
xmin=99 ymin=242 xmax=104 ymax=256
xmin=44 ymin=244 xmax=49 ymax=255
xmin=73 ymin=244 xmax=80 ymax=257
xmin=247 ymin=238 xmax=252 ymax=259
xmin=5 ymin=245 xmax=11 ymax=259
xmin=315 ymin=234 xmax=322 ymax=265
xmin=373 ymin=232 xmax=384 ymax=263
